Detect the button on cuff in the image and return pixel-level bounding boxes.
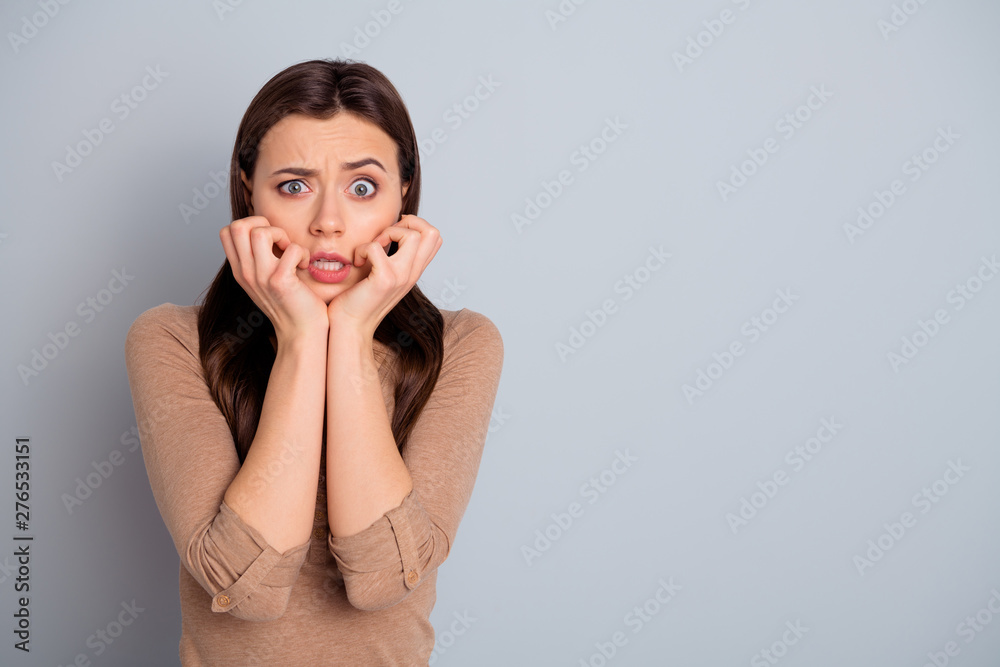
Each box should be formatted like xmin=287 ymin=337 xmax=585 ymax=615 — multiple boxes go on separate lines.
xmin=208 ymin=501 xmax=311 ymax=615
xmin=384 ymin=490 xmax=424 ymax=591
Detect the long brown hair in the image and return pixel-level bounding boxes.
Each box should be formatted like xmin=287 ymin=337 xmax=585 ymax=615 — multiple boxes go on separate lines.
xmin=196 ymin=58 xmax=444 ymax=464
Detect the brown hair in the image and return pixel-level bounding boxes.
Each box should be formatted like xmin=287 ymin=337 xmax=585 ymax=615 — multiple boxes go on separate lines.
xmin=195 ymin=58 xmax=443 ymax=464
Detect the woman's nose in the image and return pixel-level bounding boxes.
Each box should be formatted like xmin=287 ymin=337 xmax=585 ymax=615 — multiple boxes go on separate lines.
xmin=310 ymin=190 xmax=346 ymax=235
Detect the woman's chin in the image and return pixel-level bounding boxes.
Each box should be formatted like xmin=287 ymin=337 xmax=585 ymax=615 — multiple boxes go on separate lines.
xmin=310 ymin=285 xmax=342 ymax=303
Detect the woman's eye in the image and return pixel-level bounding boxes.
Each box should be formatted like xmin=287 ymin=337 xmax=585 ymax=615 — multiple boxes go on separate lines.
xmin=350 ymin=179 xmax=376 ymax=198
xmin=279 ymin=180 xmax=307 ymax=195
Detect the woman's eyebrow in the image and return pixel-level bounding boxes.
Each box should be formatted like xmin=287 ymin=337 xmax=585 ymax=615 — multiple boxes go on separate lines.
xmin=269 ymin=158 xmax=387 ymax=179
xmin=270 ymin=166 xmax=318 ymax=178
xmin=340 ymin=157 xmax=387 ymax=173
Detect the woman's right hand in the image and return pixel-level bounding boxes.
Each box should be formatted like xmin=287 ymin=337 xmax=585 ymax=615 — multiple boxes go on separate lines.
xmin=219 ymin=216 xmax=329 ymax=343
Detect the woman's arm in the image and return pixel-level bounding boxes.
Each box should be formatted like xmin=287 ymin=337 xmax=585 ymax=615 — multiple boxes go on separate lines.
xmin=223 ymin=327 xmax=328 ymax=553
xmin=320 ymin=214 xmax=437 ymax=540
xmin=321 ymin=214 xmax=509 ymax=611
xmin=323 ymin=324 xmax=413 ymax=539
xmin=124 ymin=304 xmax=321 ymax=621
xmin=217 ymin=216 xmax=333 ymax=554
xmin=325 ymin=310 xmax=503 ymax=611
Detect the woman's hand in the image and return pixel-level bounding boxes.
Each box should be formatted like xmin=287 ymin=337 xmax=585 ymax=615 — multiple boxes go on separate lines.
xmin=220 ymin=216 xmax=330 ymax=343
xmin=326 ymin=214 xmax=442 ymax=339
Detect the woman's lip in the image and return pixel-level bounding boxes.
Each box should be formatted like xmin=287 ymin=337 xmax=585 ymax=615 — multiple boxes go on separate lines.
xmin=311 ymin=251 xmax=351 ymax=264
xmin=308 ymin=261 xmax=350 ymax=284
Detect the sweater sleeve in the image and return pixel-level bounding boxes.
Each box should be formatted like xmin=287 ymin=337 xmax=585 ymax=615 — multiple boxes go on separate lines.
xmin=124 ymin=304 xmax=311 ymax=621
xmin=327 ymin=309 xmax=504 ymax=611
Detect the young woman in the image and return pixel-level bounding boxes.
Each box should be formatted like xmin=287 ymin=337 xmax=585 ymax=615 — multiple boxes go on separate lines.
xmin=124 ymin=58 xmax=503 ymax=665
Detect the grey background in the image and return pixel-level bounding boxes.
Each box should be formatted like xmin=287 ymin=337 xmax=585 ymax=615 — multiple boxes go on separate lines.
xmin=2 ymin=0 xmax=999 ymax=665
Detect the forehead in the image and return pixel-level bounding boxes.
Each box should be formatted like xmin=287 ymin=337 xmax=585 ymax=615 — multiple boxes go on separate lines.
xmin=256 ymin=112 xmax=399 ymax=174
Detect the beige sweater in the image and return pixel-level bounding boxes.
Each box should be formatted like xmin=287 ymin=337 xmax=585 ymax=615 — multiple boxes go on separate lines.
xmin=123 ymin=302 xmax=503 ymax=666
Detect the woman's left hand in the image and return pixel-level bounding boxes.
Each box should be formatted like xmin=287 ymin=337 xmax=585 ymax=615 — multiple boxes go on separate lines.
xmin=326 ymin=214 xmax=442 ymax=339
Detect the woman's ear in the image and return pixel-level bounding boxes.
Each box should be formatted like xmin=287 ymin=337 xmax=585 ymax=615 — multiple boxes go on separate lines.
xmin=240 ymin=169 xmax=254 ymax=214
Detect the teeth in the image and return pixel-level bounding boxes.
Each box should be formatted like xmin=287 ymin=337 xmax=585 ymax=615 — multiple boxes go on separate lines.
xmin=312 ymin=259 xmax=345 ymax=270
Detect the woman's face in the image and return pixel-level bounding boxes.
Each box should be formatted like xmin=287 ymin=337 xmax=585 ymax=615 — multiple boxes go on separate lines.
xmin=241 ymin=111 xmax=408 ymax=304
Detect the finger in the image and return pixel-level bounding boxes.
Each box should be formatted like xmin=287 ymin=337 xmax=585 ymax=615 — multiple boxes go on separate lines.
xmin=408 ymin=234 xmax=441 ymax=284
xmin=370 ymin=224 xmax=419 ymax=250
xmin=249 ymin=225 xmax=284 ymax=285
xmin=231 ymin=216 xmax=274 ymax=283
xmin=394 ymin=214 xmax=426 ymax=228
xmin=353 ymin=228 xmax=404 ymax=267
xmin=220 ymin=226 xmax=248 ymax=287
xmin=289 ymin=240 xmax=311 ymax=271
xmin=274 ymin=239 xmax=308 ymax=284
xmin=379 ymin=224 xmax=441 ymax=281
xmin=370 ymin=215 xmax=431 ymax=246
xmin=266 ymin=224 xmax=292 ymax=259
xmin=359 ymin=240 xmax=395 ymax=287
xmin=366 ymin=230 xmax=438 ymax=287
xmin=220 ymin=226 xmax=237 ymax=269
xmin=356 ymin=236 xmax=389 ymax=269
xmin=230 ymin=218 xmax=269 ymax=287
xmin=361 ymin=226 xmax=417 ymax=272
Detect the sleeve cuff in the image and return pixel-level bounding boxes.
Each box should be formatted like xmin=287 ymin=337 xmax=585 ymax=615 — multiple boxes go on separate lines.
xmin=205 ymin=501 xmax=311 ymax=616
xmin=327 ymin=487 xmax=431 ymax=592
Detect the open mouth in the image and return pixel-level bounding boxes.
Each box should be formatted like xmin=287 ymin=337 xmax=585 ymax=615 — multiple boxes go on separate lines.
xmin=311 ymin=259 xmax=345 ymax=271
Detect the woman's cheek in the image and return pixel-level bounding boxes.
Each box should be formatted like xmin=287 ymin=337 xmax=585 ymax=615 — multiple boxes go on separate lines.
xmin=359 ymin=209 xmax=391 ymax=237
xmin=264 ymin=206 xmax=297 ymax=230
